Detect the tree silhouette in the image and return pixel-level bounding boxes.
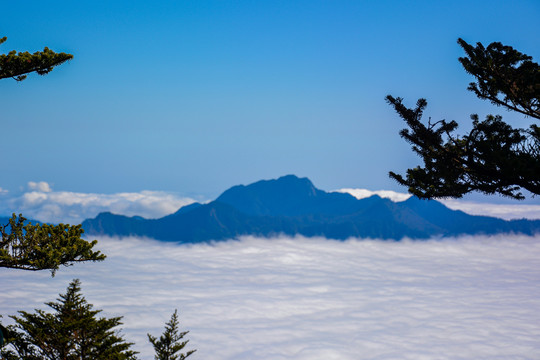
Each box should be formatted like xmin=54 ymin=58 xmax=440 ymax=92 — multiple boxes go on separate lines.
xmin=387 ymin=38 xmax=539 ymax=200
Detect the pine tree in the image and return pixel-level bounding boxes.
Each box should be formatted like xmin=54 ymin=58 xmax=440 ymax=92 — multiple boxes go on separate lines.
xmin=1 ymin=279 xmax=138 ymax=360
xmin=387 ymin=38 xmax=539 ymax=200
xmin=148 ymin=310 xmax=195 ymax=360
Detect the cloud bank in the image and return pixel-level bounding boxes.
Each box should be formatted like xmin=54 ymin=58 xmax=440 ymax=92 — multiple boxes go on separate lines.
xmin=1 ymin=235 xmax=539 ymax=359
xmin=438 ymin=198 xmax=540 ymax=221
xmin=337 ymin=188 xmax=540 ymax=220
xmin=334 ymin=188 xmax=412 ymax=202
xmin=0 ymin=181 xmax=198 ymax=224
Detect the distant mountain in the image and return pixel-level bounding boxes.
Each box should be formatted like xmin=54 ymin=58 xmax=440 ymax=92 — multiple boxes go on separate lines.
xmin=82 ymin=175 xmax=540 ymax=242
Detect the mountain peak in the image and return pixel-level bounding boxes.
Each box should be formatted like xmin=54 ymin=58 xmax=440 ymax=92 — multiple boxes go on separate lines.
xmin=215 ymin=175 xmax=366 ymax=217
xmin=216 ymin=175 xmax=322 ymax=216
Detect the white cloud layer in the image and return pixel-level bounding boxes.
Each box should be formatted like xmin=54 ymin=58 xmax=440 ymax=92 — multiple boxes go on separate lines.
xmin=1 ymin=235 xmax=540 ymax=359
xmin=337 ymin=188 xmax=540 ymax=220
xmin=334 ymin=188 xmax=412 ymax=202
xmin=0 ymin=181 xmax=197 ymax=224
xmin=439 ymin=199 xmax=540 ymax=220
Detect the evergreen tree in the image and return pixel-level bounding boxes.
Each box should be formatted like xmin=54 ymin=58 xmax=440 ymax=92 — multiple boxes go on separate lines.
xmin=1 ymin=279 xmax=138 ymax=360
xmin=387 ymin=38 xmax=539 ymax=200
xmin=148 ymin=310 xmax=195 ymax=360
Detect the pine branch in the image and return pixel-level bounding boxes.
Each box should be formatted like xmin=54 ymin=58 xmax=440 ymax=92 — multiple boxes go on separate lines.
xmin=0 ymin=214 xmax=106 ymax=276
xmin=0 ymin=36 xmax=73 ymax=81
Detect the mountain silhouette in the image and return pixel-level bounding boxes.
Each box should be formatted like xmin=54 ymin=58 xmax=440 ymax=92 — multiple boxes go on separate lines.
xmin=82 ymin=175 xmax=540 ymax=242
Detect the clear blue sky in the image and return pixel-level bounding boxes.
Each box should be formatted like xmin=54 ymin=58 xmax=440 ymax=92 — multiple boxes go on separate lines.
xmin=1 ymin=0 xmax=539 ymax=201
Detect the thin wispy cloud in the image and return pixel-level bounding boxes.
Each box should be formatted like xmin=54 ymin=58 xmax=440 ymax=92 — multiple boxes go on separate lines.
xmin=0 ymin=181 xmax=198 ymax=224
xmin=2 ymin=235 xmax=539 ymax=359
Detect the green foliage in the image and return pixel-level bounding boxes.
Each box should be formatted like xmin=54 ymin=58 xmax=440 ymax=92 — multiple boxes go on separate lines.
xmin=0 ymin=36 xmax=73 ymax=81
xmin=0 ymin=214 xmax=106 ymax=275
xmin=0 ymin=37 xmax=101 ymax=276
xmin=0 ymin=34 xmax=197 ymax=360
xmin=1 ymin=279 xmax=138 ymax=360
xmin=0 ymin=35 xmax=143 ymax=360
xmin=387 ymin=38 xmax=539 ymax=200
xmin=148 ymin=310 xmax=195 ymax=360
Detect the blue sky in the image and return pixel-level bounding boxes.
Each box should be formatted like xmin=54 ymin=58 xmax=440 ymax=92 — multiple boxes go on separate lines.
xmin=1 ymin=0 xmax=539 ymax=204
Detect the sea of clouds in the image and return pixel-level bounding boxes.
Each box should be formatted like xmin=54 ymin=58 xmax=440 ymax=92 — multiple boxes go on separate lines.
xmin=2 ymin=235 xmax=540 ymax=359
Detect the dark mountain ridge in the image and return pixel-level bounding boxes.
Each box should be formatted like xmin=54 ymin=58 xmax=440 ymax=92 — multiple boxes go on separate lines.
xmin=82 ymin=175 xmax=540 ymax=242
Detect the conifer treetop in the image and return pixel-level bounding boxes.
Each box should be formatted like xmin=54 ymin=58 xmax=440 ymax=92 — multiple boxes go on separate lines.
xmin=2 ymin=279 xmax=138 ymax=360
xmin=148 ymin=310 xmax=196 ymax=360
